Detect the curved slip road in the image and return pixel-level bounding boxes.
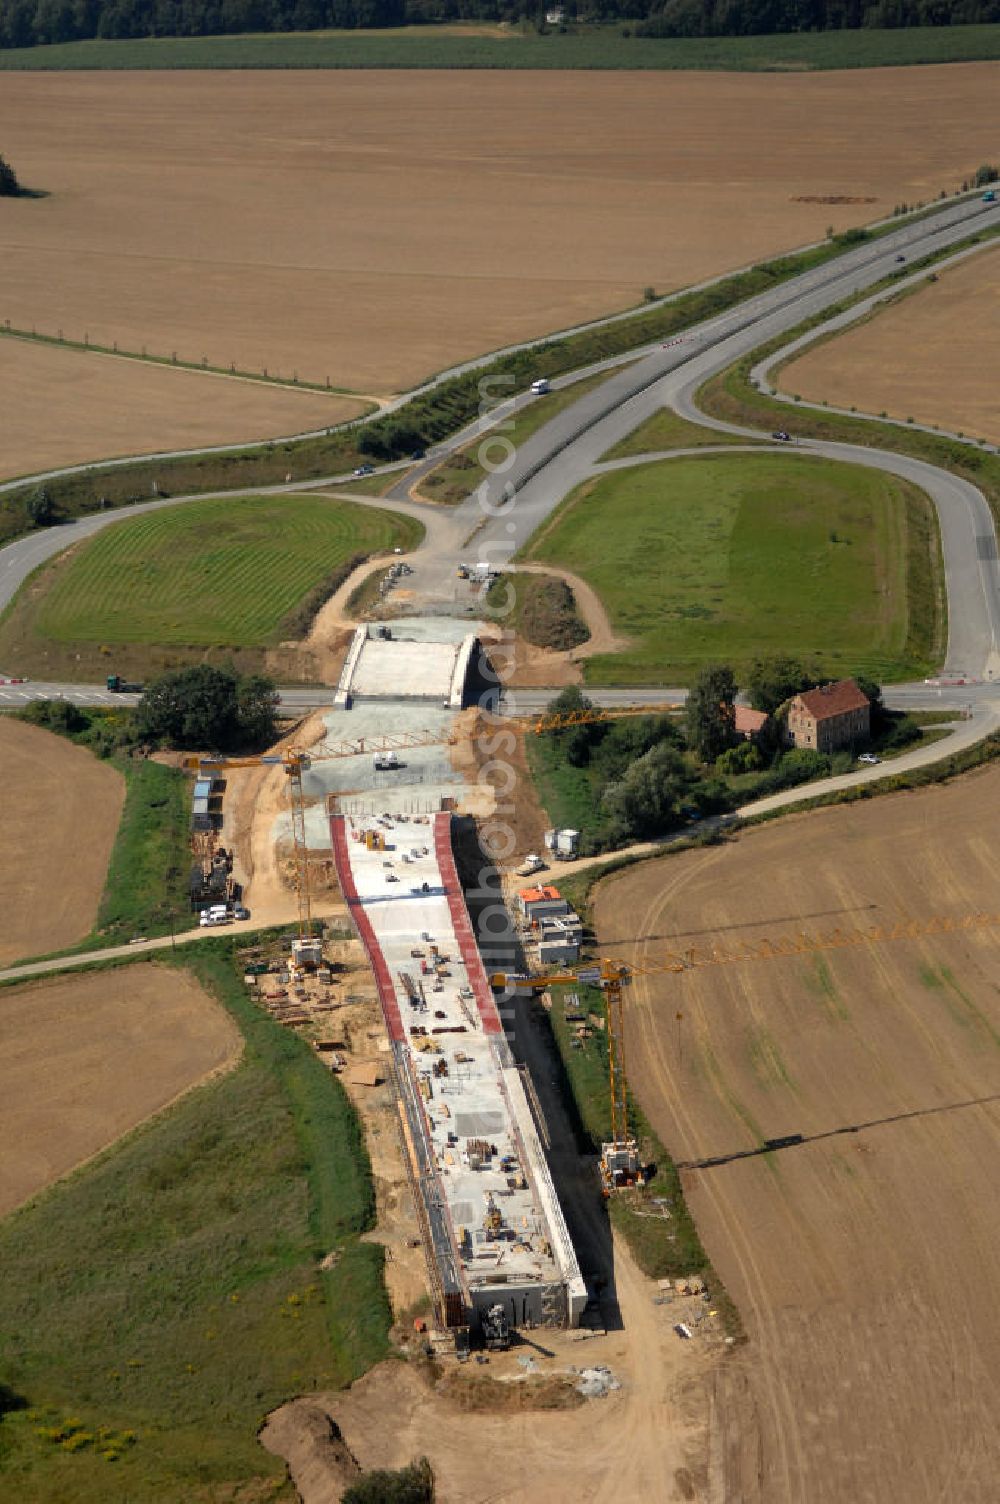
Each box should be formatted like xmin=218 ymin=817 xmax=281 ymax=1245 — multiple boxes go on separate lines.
xmin=450 ymin=197 xmax=1000 ymax=682
xmin=2 ymin=195 xmax=999 ymax=722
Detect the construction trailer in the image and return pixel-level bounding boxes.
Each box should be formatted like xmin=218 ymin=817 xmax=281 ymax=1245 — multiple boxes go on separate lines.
xmin=544 ymin=827 xmax=580 ymax=860
xmin=189 ymin=848 xmax=234 ymax=912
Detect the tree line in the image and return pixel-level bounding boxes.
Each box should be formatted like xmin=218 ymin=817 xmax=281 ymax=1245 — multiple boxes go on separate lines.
xmin=539 ymin=657 xmax=921 ymax=855
xmin=2 ymin=0 xmax=999 ymax=50
xmin=22 ymin=664 xmax=279 ymax=754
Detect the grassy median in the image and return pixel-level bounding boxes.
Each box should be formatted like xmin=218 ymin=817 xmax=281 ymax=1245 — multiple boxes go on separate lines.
xmin=523 ymin=451 xmax=944 ymax=684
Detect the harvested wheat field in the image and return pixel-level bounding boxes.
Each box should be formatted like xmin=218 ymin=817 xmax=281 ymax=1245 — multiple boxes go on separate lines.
xmin=0 ymin=338 xmax=368 ymax=483
xmin=2 ymin=68 xmax=1000 ymax=393
xmin=0 ymin=963 xmax=242 ymax=1215
xmin=594 ymin=765 xmax=1000 ymax=1504
xmin=0 ymin=719 xmax=124 ymax=966
xmin=780 ymin=243 xmax=1000 ymax=444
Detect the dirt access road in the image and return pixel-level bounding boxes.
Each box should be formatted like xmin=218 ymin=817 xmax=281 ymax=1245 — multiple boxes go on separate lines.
xmin=3 ymin=66 xmax=1000 ymax=394
xmin=0 ymin=718 xmax=124 ymax=967
xmin=779 ymin=242 xmax=1000 ymax=445
xmin=263 ymin=1234 xmax=716 ymax=1504
xmin=594 ymin=765 xmax=1000 ymax=1503
xmin=0 ymin=963 xmax=242 ymax=1214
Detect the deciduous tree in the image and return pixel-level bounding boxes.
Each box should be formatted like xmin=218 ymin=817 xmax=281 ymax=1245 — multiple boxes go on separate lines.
xmin=743 ymin=655 xmax=817 ymax=715
xmin=0 ymin=153 xmax=19 ymax=197
xmin=685 ymin=664 xmax=737 ymax=763
xmin=136 ymin=664 xmax=277 ymax=751
xmin=26 ymin=487 xmax=55 ymax=526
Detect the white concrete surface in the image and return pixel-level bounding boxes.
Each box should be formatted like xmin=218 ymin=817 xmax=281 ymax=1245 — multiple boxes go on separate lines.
xmin=345 ymin=812 xmax=574 ymax=1302
xmin=350 ymin=637 xmax=459 ymax=701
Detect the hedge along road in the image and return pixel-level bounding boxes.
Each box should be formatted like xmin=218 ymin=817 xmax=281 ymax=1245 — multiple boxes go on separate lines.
xmin=1 ymin=194 xmax=999 ymax=708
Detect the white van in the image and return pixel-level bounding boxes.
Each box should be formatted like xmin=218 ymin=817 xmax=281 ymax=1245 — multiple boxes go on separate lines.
xmin=200 ymin=906 xmax=231 ymax=927
xmin=530 ymin=378 xmax=550 ymax=395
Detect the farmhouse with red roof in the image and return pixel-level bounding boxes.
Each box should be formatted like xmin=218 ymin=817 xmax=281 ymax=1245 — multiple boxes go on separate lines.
xmin=787 ymin=678 xmax=871 ymax=753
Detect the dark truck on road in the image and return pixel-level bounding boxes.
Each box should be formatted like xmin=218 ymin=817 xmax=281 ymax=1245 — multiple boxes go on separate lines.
xmin=107 ymin=674 xmax=144 ymax=693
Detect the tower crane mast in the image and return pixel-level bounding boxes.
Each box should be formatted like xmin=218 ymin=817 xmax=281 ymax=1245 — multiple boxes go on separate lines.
xmin=182 ymin=701 xmax=681 ymax=953
xmin=491 ymin=907 xmax=1000 ymax=1195
xmin=491 ymin=957 xmax=640 ymax=1196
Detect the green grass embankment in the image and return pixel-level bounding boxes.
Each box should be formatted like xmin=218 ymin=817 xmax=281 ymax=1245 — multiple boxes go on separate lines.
xmin=525 ymin=732 xmax=609 ymax=836
xmin=0 ymin=493 xmax=422 ymax=681
xmin=541 ymin=979 xmax=741 ymax=1337
xmin=4 ymin=23 xmax=1000 ymax=71
xmin=524 ymin=452 xmax=944 ymax=685
xmin=0 ymin=940 xmax=389 ymax=1502
xmin=96 ymin=759 xmax=194 ymax=944
xmin=419 ymin=369 xmax=623 ymax=505
xmin=598 ymin=405 xmax=760 ymax=460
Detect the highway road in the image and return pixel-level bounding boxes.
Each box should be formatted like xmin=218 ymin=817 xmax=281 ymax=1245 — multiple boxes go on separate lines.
xmin=451 ymin=198 xmax=1000 ymax=684
xmin=2 ymin=195 xmax=999 ymax=714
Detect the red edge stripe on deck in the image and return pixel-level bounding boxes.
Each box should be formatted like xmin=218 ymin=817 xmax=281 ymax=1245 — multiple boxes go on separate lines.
xmin=434 ymin=812 xmax=503 ymax=1036
xmin=330 ymin=814 xmax=405 ymax=1043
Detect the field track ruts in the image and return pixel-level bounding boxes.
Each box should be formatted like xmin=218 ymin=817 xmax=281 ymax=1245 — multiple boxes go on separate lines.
xmin=595 ymin=767 xmax=1000 ymax=1502
xmin=3 ymin=66 xmax=1000 ymax=392
xmin=0 ymin=718 xmax=124 ymax=966
xmin=0 ymin=963 xmax=242 ymax=1214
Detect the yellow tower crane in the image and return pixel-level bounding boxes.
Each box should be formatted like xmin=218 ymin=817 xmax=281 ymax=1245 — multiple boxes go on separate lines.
xmin=305 ymin=698 xmax=682 ymax=763
xmin=490 ymin=956 xmax=651 ymax=1196
xmin=183 ymin=699 xmax=682 ymax=947
xmin=183 ymin=749 xmax=317 ymax=950
xmin=490 ymin=907 xmax=1000 ymax=1195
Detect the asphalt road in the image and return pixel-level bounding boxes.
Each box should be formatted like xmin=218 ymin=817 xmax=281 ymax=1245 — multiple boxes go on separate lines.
xmin=453 ymin=200 xmax=1000 ymax=686
xmin=2 ymin=195 xmax=998 ymax=711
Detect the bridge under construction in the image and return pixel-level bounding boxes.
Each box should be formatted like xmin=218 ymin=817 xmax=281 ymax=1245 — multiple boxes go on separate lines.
xmin=331 ymin=807 xmax=587 ymax=1344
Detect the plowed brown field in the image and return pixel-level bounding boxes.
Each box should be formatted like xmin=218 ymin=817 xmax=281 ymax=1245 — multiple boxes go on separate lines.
xmin=0 ymin=719 xmax=124 ymax=966
xmin=0 ymin=963 xmax=242 ymax=1214
xmin=2 ymin=67 xmax=999 ymax=394
xmin=0 ymin=339 xmax=368 ymax=482
xmin=594 ymin=766 xmax=1000 ymax=1503
xmin=780 ymin=243 xmax=1000 ymax=444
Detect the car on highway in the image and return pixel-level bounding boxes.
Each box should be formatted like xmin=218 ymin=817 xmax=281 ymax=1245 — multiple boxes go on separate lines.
xmin=772 ymin=430 xmax=791 ymax=442
xmin=858 ymin=753 xmax=881 ymax=764
xmin=894 ymin=254 xmax=906 ymax=263
xmin=0 ymin=676 xmax=27 ymax=684
xmin=353 ymin=464 xmax=375 ymax=477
